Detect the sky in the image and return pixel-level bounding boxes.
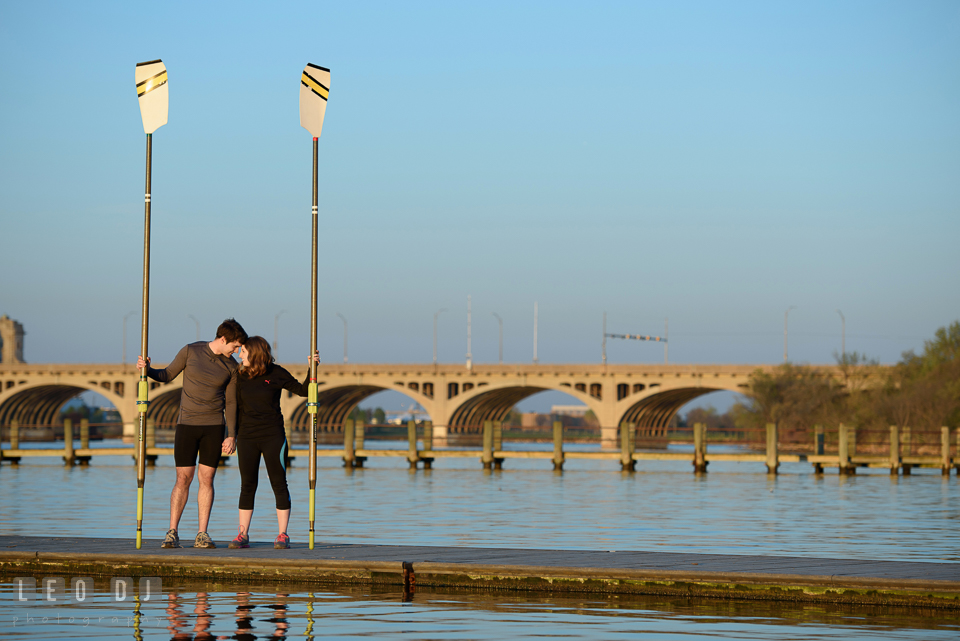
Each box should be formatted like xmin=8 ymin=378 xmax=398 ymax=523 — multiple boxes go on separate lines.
xmin=2 ymin=1 xmax=959 ymax=411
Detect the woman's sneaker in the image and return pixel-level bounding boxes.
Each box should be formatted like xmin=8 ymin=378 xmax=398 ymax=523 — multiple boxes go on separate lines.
xmin=161 ymin=529 xmax=181 ymax=549
xmin=274 ymin=533 xmax=290 ymax=549
xmin=228 ymin=531 xmax=250 ymax=549
xmin=194 ymin=531 xmax=217 ymax=549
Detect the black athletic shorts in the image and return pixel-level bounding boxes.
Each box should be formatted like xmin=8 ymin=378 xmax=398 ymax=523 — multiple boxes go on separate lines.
xmin=174 ymin=424 xmax=225 ymax=468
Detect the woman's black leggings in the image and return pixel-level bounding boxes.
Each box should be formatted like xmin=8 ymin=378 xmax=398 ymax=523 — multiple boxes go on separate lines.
xmin=237 ymin=433 xmax=291 ymax=511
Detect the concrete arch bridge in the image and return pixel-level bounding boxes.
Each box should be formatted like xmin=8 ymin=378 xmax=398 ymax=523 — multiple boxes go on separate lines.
xmin=0 ymin=362 xmax=807 ymax=444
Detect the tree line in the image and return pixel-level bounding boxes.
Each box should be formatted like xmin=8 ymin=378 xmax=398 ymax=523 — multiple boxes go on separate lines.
xmin=691 ymin=321 xmax=960 ymax=444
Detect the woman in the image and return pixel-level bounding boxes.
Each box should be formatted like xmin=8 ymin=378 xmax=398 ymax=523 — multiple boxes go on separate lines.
xmin=228 ymin=336 xmax=313 ymax=549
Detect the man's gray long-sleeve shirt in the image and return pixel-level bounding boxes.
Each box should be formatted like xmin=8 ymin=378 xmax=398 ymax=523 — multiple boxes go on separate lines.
xmin=146 ymin=342 xmax=239 ymax=437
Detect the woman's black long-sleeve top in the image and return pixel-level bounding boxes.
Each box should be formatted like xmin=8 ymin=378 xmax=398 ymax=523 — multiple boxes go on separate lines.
xmin=236 ymin=364 xmax=309 ymax=440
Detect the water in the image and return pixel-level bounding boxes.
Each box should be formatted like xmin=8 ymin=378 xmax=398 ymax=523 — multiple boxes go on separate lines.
xmin=1 ymin=440 xmax=957 ymax=561
xmin=2 ymin=579 xmax=958 ymax=640
xmin=2 ymin=439 xmax=957 ymax=638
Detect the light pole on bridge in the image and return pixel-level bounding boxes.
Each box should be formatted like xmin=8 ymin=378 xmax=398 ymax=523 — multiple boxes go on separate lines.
xmin=492 ymin=312 xmax=503 ymax=365
xmin=274 ymin=309 xmax=287 ymax=359
xmin=602 ymin=312 xmax=607 ymax=365
xmin=336 ymin=312 xmax=348 ymax=363
xmin=466 ymin=295 xmax=472 ymax=370
xmin=187 ymin=315 xmax=200 ymax=341
xmin=533 ymin=301 xmax=538 ymax=364
xmin=664 ymin=317 xmax=669 ymax=365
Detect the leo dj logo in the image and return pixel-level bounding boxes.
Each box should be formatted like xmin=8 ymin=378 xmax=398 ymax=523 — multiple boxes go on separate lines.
xmin=9 ymin=577 xmax=162 ymax=604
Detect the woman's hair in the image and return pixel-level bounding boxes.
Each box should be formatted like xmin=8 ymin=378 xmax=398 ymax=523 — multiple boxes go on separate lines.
xmin=241 ymin=336 xmax=274 ymax=378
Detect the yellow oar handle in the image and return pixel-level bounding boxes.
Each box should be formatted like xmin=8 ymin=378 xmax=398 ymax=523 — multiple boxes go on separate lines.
xmin=137 ymin=380 xmax=150 ymax=408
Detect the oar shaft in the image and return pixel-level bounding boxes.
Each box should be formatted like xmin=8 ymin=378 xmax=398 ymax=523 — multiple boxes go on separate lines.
xmin=136 ymin=133 xmax=152 ymax=549
xmin=308 ymin=137 xmax=319 ymax=549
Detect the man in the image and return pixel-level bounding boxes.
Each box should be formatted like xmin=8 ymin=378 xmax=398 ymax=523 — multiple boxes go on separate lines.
xmin=137 ymin=318 xmax=247 ymax=549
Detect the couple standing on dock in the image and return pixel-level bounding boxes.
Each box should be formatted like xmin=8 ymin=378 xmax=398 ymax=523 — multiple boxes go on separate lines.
xmin=137 ymin=318 xmax=316 ymax=550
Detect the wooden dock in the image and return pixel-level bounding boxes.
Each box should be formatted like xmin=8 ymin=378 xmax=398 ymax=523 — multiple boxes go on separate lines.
xmin=2 ymin=419 xmax=957 ymax=475
xmin=1 ymin=535 xmax=957 ymax=608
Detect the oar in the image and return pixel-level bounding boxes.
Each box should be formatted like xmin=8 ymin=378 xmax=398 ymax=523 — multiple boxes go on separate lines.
xmin=134 ymin=58 xmax=168 ymax=549
xmin=299 ymin=62 xmax=330 ymax=550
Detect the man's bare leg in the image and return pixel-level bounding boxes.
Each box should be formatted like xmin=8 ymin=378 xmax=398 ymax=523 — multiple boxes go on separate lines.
xmin=197 ymin=464 xmax=217 ymax=533
xmin=170 ymin=466 xmax=196 ymax=531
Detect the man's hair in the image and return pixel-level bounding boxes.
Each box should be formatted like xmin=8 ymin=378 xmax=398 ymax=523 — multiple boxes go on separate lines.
xmin=216 ymin=318 xmax=248 ymax=345
xmin=241 ymin=336 xmax=274 ymax=378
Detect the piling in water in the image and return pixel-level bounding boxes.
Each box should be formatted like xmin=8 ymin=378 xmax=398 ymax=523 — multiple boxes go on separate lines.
xmin=838 ymin=424 xmax=854 ymax=475
xmin=765 ymin=423 xmax=778 ymax=475
xmin=343 ymin=419 xmax=355 ymax=468
xmin=407 ymin=420 xmax=418 ymax=469
xmin=482 ymin=420 xmax=493 ymax=470
xmin=77 ymin=418 xmax=91 ymax=465
xmin=421 ymin=420 xmax=433 ymax=469
xmin=553 ymin=420 xmax=564 ymax=471
xmin=354 ymin=419 xmax=365 ymax=468
xmin=693 ymin=423 xmax=707 ymax=473
xmin=813 ymin=424 xmax=824 ymax=474
xmin=942 ymin=426 xmax=951 ymax=476
xmin=889 ymin=425 xmax=900 ymax=475
xmin=902 ymin=426 xmax=912 ymax=475
xmin=620 ymin=422 xmax=635 ymax=472
xmin=63 ymin=419 xmax=74 ymax=466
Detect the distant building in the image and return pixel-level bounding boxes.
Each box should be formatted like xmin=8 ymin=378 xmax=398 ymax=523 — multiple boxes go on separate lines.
xmin=550 ymin=405 xmax=588 ymax=417
xmin=521 ymin=407 xmax=595 ymax=430
xmin=521 ymin=412 xmax=541 ymax=428
xmin=0 ymin=315 xmax=25 ymax=364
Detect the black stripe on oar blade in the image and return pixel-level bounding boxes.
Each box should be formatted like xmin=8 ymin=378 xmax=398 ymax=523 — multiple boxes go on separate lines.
xmin=137 ymin=71 xmax=168 ymax=96
xmin=300 ymin=81 xmax=328 ymax=101
xmin=301 ymin=73 xmax=329 ymax=93
xmin=136 ymin=59 xmax=168 ymax=134
xmin=300 ymin=62 xmax=330 ymax=138
xmin=136 ymin=59 xmax=163 ymax=67
xmin=301 ymin=71 xmax=329 ymax=100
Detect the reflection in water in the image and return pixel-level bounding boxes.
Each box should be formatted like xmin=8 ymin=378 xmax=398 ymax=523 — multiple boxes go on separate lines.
xmin=261 ymin=593 xmax=289 ymax=638
xmin=165 ymin=592 xmax=186 ymax=638
xmin=304 ymin=593 xmax=314 ymax=641
xmin=191 ymin=592 xmax=212 ymax=640
xmin=233 ymin=591 xmax=255 ymax=641
xmin=0 ymin=578 xmax=957 ymax=640
xmin=133 ymin=595 xmax=142 ymax=641
xmin=164 ymin=590 xmax=215 ymax=640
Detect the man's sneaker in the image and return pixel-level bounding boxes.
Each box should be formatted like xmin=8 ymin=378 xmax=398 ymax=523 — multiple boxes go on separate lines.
xmin=274 ymin=533 xmax=290 ymax=549
xmin=228 ymin=531 xmax=249 ymax=549
xmin=194 ymin=531 xmax=217 ymax=549
xmin=160 ymin=529 xmax=181 ymax=549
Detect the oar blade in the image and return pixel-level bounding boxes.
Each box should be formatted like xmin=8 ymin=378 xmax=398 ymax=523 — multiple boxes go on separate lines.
xmin=299 ymin=63 xmax=330 ymax=138
xmin=136 ymin=59 xmax=168 ymax=134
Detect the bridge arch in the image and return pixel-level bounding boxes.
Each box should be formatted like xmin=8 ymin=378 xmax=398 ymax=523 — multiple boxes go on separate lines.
xmin=146 ymin=386 xmax=184 ymax=428
xmin=614 ymin=385 xmax=746 ymax=433
xmin=0 ymin=382 xmax=129 ymax=427
xmin=284 ymin=383 xmax=436 ymax=433
xmin=443 ymin=382 xmax=603 ymax=432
